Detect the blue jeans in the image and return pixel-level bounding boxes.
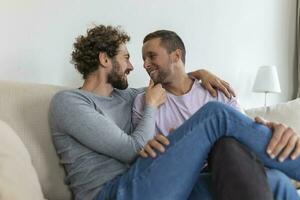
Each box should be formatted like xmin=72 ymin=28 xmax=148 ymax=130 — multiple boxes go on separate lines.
xmin=189 ymin=170 xmax=299 ymax=200
xmin=189 ymin=137 xmax=299 ymax=200
xmin=97 ymin=102 xmax=300 ymax=200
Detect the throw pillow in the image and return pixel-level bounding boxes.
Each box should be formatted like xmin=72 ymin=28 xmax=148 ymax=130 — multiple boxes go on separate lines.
xmin=0 ymin=120 xmax=45 ymax=200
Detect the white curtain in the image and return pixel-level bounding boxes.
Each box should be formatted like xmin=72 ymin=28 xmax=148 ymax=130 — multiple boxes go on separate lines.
xmin=297 ymin=0 xmax=300 ymax=97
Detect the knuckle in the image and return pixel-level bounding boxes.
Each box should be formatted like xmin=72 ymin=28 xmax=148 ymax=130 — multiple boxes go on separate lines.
xmin=286 ymin=127 xmax=293 ymax=133
xmin=272 ymin=135 xmax=281 ymax=141
xmin=297 ymin=139 xmax=300 ymax=147
xmin=279 ymin=123 xmax=286 ymax=129
xmin=145 ymin=144 xmax=151 ymax=150
xmin=283 ymin=131 xmax=293 ymax=138
xmin=286 ymin=141 xmax=295 ymax=149
xmin=274 ymin=123 xmax=282 ymax=129
xmin=278 ymin=140 xmax=287 ymax=146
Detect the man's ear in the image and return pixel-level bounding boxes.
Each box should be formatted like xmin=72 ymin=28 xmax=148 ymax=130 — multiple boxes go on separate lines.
xmin=98 ymin=52 xmax=111 ymax=68
xmin=172 ymin=49 xmax=182 ymax=63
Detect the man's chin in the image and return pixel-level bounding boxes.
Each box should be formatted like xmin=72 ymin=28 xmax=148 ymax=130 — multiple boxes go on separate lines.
xmin=113 ymin=81 xmax=128 ymax=90
xmin=118 ymin=85 xmax=128 ymax=90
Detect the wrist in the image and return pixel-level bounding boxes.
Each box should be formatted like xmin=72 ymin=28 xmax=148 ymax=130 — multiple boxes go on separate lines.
xmin=146 ymin=102 xmax=157 ymax=108
xmin=188 ymin=69 xmax=205 ymax=80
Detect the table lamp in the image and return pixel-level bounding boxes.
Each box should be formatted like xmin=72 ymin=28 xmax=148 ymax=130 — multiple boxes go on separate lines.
xmin=252 ymin=65 xmax=281 ymax=108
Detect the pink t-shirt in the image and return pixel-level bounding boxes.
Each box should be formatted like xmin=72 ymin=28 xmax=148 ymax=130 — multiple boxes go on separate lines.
xmin=132 ymin=80 xmax=243 ymax=136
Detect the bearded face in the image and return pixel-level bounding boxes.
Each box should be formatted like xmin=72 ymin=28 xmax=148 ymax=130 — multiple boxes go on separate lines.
xmin=107 ymin=58 xmax=129 ymax=90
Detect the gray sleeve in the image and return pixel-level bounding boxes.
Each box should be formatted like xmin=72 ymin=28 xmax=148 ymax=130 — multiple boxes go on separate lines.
xmin=49 ymin=91 xmax=156 ymax=164
xmin=132 ymin=93 xmax=145 ymax=130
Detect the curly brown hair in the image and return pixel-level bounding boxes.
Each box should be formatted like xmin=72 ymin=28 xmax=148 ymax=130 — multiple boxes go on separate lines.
xmin=71 ymin=25 xmax=130 ymax=79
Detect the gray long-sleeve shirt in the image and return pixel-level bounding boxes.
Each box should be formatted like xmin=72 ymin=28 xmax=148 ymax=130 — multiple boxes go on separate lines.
xmin=49 ymin=88 xmax=156 ymax=200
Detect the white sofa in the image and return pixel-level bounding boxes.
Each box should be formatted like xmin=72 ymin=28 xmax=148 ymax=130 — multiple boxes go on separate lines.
xmin=0 ymin=80 xmax=299 ymax=200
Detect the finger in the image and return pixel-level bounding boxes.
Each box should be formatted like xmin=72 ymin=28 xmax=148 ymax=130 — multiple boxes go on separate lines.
xmin=155 ymin=134 xmax=170 ymax=146
xmin=144 ymin=143 xmax=157 ymax=158
xmin=271 ymin=126 xmax=293 ymax=158
xmin=215 ymin=80 xmax=231 ymax=98
xmin=255 ymin=117 xmax=273 ymax=129
xmin=278 ymin=134 xmax=298 ymax=162
xmin=139 ymin=148 xmax=148 ymax=158
xmin=221 ymin=80 xmax=236 ymax=97
xmin=267 ymin=124 xmax=285 ymax=156
xmin=148 ymin=79 xmax=154 ymax=88
xmin=291 ymin=138 xmax=300 ymax=160
xmin=153 ymin=83 xmax=163 ymax=89
xmin=201 ymin=82 xmax=217 ymax=97
xmin=254 ymin=116 xmax=267 ymax=125
xmin=149 ymin=139 xmax=166 ymax=153
xmin=168 ymin=128 xmax=175 ymax=133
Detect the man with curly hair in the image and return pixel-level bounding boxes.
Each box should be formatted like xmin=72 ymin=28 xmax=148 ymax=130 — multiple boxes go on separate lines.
xmin=49 ymin=25 xmax=300 ymax=200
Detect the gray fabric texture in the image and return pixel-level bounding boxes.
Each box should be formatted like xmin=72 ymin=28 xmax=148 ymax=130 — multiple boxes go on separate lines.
xmin=49 ymin=88 xmax=156 ymax=200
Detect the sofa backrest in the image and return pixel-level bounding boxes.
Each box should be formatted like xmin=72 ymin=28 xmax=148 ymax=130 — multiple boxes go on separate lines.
xmin=245 ymin=98 xmax=300 ymax=134
xmin=0 ymin=80 xmax=72 ymax=200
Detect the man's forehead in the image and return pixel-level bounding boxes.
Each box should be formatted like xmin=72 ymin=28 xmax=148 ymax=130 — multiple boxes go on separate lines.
xmin=143 ymin=38 xmax=163 ymax=50
xmin=117 ymin=43 xmax=129 ymax=55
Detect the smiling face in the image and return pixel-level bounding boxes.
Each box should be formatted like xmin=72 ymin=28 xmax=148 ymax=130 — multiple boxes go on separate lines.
xmin=142 ymin=38 xmax=175 ymax=84
xmin=107 ymin=43 xmax=133 ymax=89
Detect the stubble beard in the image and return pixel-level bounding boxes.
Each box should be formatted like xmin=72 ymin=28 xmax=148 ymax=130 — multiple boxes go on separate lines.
xmin=107 ymin=59 xmax=128 ymax=90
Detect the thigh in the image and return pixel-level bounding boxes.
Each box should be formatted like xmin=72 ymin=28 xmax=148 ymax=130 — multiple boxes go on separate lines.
xmin=97 ymin=126 xmax=211 ymax=200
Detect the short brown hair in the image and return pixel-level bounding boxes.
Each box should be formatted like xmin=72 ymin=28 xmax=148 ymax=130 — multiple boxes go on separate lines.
xmin=143 ymin=30 xmax=186 ymax=64
xmin=71 ymin=25 xmax=130 ymax=79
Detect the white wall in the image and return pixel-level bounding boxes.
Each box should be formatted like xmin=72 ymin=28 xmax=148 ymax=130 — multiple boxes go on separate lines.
xmin=0 ymin=0 xmax=297 ymax=109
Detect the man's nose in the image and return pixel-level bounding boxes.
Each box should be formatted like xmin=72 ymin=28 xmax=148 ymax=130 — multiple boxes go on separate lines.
xmin=128 ymin=61 xmax=134 ymax=71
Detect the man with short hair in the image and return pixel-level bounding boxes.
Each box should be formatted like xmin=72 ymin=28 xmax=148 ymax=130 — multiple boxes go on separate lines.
xmin=132 ymin=30 xmax=300 ymax=200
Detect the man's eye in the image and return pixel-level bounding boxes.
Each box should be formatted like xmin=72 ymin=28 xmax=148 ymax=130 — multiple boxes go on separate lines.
xmin=150 ymin=55 xmax=156 ymax=59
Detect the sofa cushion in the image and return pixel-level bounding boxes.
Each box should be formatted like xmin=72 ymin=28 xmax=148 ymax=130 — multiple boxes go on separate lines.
xmin=0 ymin=120 xmax=45 ymax=200
xmin=0 ymin=80 xmax=72 ymax=200
xmin=245 ymin=98 xmax=300 ymax=134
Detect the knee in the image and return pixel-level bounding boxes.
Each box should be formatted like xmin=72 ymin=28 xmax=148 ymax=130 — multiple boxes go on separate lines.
xmin=213 ymin=137 xmax=241 ymax=154
xmin=209 ymin=137 xmax=247 ymax=166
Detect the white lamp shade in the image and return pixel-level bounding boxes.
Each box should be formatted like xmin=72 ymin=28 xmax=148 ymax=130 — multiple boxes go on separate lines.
xmin=252 ymin=66 xmax=281 ymax=93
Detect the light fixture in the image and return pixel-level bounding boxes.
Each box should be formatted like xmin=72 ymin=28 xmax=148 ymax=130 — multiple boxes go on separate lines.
xmin=252 ymin=65 xmax=281 ymax=108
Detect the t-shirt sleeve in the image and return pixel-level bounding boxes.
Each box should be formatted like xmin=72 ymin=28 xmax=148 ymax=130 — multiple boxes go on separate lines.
xmin=49 ymin=90 xmax=156 ymax=164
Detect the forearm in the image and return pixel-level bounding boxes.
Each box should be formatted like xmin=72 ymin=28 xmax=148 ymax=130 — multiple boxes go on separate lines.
xmin=50 ymin=91 xmax=156 ymax=164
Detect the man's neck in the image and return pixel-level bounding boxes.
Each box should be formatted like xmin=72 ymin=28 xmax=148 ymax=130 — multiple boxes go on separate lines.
xmin=163 ymin=73 xmax=194 ymax=96
xmin=81 ymin=71 xmax=113 ymax=96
